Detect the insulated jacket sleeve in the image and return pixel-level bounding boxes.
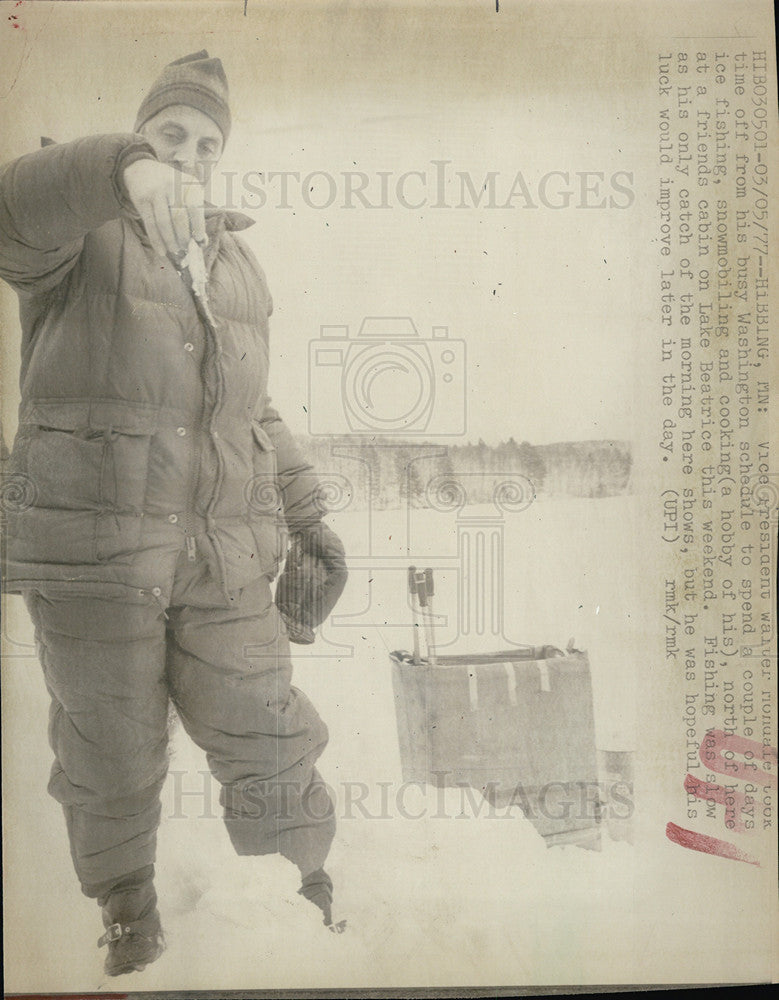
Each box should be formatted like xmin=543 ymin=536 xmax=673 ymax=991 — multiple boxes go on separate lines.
xmin=0 ymin=133 xmax=156 ymax=293
xmin=259 ymin=403 xmax=325 ymax=530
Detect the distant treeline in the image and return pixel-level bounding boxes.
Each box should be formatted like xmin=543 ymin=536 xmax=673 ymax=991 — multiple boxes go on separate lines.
xmin=295 ymin=436 xmax=632 ymax=509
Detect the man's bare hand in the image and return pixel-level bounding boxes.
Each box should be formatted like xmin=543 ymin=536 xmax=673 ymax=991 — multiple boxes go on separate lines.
xmin=123 ymin=160 xmax=207 ymax=260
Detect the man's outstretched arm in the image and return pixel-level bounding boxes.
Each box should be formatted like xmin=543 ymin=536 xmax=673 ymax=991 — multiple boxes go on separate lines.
xmin=0 ymin=133 xmax=206 ymax=294
xmin=0 ymin=133 xmax=157 ymax=292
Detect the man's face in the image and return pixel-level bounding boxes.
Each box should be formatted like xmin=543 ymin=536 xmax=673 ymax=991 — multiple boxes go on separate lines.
xmin=140 ymin=104 xmax=223 ymax=184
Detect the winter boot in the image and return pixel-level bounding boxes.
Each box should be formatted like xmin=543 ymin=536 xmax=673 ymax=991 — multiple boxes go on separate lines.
xmin=298 ymin=867 xmax=346 ymax=933
xmin=97 ymin=869 xmax=165 ymax=976
xmin=98 ymin=914 xmax=165 ymax=976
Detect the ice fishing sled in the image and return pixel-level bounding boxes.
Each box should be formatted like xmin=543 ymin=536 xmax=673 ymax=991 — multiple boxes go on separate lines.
xmin=391 ymin=568 xmax=602 ymax=848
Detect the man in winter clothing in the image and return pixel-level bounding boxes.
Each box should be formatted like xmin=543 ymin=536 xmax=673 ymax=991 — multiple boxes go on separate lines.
xmin=0 ymin=51 xmax=347 ymax=976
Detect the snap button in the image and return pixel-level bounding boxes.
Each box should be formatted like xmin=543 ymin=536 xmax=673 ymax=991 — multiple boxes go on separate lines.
xmin=168 ymin=513 xmax=178 ymax=524
xmin=176 ymin=426 xmax=187 ymax=436
xmin=184 ymin=342 xmax=194 ymax=352
xmin=151 ymin=587 xmax=162 ymax=597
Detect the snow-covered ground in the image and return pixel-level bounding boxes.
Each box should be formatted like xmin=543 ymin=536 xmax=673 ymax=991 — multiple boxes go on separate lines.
xmin=0 ymin=496 xmax=652 ymax=990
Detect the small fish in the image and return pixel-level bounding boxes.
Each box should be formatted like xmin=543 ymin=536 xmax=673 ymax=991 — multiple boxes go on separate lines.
xmin=180 ymin=238 xmax=217 ymax=328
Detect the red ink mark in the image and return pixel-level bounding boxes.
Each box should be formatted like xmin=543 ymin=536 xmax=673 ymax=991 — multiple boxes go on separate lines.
xmin=5 ymin=996 xmax=128 ymax=1000
xmin=700 ymin=729 xmax=778 ymax=788
xmin=667 ymin=729 xmax=776 ymax=865
xmin=665 ymin=822 xmax=760 ymax=866
xmin=9 ymin=1 xmax=24 ymax=31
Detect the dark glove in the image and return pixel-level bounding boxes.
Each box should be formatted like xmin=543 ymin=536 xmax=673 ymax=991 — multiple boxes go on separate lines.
xmin=275 ymin=522 xmax=348 ymax=644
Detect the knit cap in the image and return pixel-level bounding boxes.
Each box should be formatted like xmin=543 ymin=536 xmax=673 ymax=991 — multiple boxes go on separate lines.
xmin=134 ymin=50 xmax=231 ymax=143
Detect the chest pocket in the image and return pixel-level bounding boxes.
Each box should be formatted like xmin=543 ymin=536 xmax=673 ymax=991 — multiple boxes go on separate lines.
xmin=8 ymin=400 xmax=158 ymax=565
xmin=15 ymin=401 xmax=158 ymax=513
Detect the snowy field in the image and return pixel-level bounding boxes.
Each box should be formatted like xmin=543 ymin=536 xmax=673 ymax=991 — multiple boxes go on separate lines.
xmin=3 ymin=495 xmax=650 ymax=990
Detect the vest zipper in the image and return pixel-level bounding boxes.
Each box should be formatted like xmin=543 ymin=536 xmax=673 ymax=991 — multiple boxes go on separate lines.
xmin=180 ymin=233 xmax=229 ymax=595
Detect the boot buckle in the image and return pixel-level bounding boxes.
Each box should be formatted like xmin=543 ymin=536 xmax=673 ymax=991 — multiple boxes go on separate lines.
xmin=98 ymin=922 xmax=123 ymax=947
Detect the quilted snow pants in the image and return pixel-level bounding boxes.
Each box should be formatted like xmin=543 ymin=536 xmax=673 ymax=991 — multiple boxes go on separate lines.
xmin=23 ymin=540 xmax=335 ymax=901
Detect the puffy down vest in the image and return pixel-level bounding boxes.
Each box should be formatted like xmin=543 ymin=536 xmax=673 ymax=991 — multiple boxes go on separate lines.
xmin=0 ymin=133 xmax=321 ymax=601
